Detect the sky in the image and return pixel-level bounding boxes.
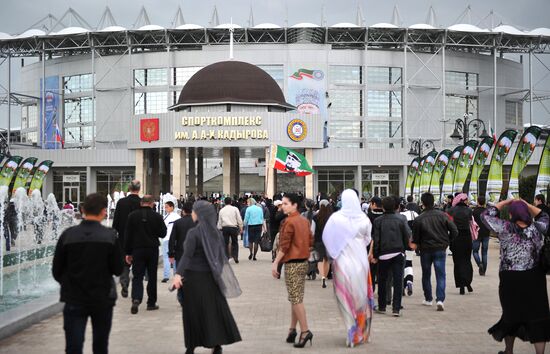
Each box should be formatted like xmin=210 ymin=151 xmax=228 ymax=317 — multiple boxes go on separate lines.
xmin=0 ymin=0 xmax=549 ymax=129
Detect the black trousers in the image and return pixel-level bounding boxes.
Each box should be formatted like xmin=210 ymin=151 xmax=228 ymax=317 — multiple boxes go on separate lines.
xmin=131 ymin=248 xmax=159 ymax=306
xmin=63 ymin=303 xmax=113 ymax=354
xmin=119 ymin=263 xmax=130 ymax=291
xmin=377 ymin=254 xmax=405 ymax=312
xmin=222 ymin=227 xmax=240 ymax=262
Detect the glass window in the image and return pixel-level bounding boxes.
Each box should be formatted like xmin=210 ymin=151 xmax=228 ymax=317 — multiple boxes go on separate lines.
xmin=63 ymin=74 xmax=93 ymax=93
xmin=96 ymin=169 xmax=135 ymax=198
xmin=258 ymin=65 xmax=284 ymax=88
xmin=445 ymin=95 xmax=478 ymax=121
xmin=134 ymin=92 xmax=168 ymax=114
xmin=505 ymin=100 xmax=523 ymax=126
xmin=445 ymin=71 xmax=478 ymax=90
xmin=317 ymin=169 xmax=356 ymax=197
xmin=329 ymin=66 xmax=362 ymax=85
xmin=367 ymin=67 xmax=402 ymax=85
xmin=134 ymin=68 xmax=167 ymax=87
xmin=65 ymin=126 xmax=93 ymax=146
xmin=173 ymin=67 xmax=202 ymax=86
xmin=329 ymin=121 xmax=362 ymax=139
xmin=64 ymin=97 xmax=93 ymax=125
xmin=330 ymin=89 xmax=362 ymax=116
xmin=367 ymin=90 xmax=402 ymax=117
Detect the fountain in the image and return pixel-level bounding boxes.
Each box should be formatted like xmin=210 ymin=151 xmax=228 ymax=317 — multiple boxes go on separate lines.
xmin=0 ymin=188 xmax=75 ymax=313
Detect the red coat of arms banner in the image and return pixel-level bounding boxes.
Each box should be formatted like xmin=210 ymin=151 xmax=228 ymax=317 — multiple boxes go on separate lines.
xmin=140 ymin=118 xmax=159 ymax=142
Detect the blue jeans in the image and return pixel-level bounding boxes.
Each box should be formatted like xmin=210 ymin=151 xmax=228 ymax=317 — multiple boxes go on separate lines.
xmin=420 ymin=250 xmax=446 ymax=302
xmin=161 ymin=239 xmax=172 ymax=279
xmin=63 ymin=303 xmax=113 ymax=354
xmin=472 ymin=237 xmax=489 ymax=271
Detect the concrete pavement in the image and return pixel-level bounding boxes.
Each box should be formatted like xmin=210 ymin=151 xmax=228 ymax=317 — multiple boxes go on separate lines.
xmin=0 ymin=241 xmax=545 ymax=353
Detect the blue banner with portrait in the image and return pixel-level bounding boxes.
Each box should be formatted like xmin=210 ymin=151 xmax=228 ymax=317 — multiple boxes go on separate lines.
xmin=287 ymin=68 xmax=327 ymax=117
xmin=40 ymin=76 xmax=60 ymax=149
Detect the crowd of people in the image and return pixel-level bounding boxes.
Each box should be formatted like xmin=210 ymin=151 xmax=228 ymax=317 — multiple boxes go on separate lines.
xmin=51 ymin=179 xmax=550 ymax=354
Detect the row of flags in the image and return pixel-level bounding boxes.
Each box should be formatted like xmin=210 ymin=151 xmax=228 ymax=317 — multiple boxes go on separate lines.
xmin=406 ymin=126 xmax=550 ymax=204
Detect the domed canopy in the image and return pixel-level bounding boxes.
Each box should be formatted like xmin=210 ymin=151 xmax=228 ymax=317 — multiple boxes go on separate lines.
xmin=170 ymin=61 xmax=295 ymax=111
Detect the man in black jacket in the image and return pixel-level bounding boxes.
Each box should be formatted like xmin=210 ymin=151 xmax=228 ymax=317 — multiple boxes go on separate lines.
xmin=472 ymin=196 xmax=491 ymax=276
xmin=112 ymin=180 xmax=141 ymax=298
xmin=52 ymin=193 xmax=123 ymax=354
xmin=372 ymin=196 xmax=412 ymax=317
xmin=168 ymin=201 xmax=195 ymax=305
xmin=125 ymin=195 xmax=167 ymax=314
xmin=412 ymin=192 xmax=458 ymax=312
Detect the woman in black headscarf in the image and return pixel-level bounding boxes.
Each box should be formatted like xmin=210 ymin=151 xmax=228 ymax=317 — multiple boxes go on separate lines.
xmin=173 ymin=200 xmax=242 ymax=354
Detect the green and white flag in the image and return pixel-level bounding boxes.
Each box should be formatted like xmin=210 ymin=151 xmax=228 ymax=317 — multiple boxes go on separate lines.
xmin=12 ymin=157 xmax=38 ymax=194
xmin=508 ymin=126 xmax=543 ymax=199
xmin=468 ymin=137 xmax=495 ymax=202
xmin=29 ymin=160 xmax=54 ymax=195
xmin=0 ymin=156 xmax=23 ymax=188
xmin=413 ymin=157 xmax=426 ymax=201
xmin=452 ymin=140 xmax=479 ymax=194
xmin=486 ymin=129 xmax=518 ymax=204
xmin=405 ymin=157 xmax=421 ymax=198
xmin=419 ymin=150 xmax=438 ymax=196
xmin=535 ymin=133 xmax=550 ymax=200
xmin=441 ymin=146 xmax=463 ymax=199
xmin=270 ymin=145 xmax=313 ymax=176
xmin=429 ymin=149 xmax=452 ymax=203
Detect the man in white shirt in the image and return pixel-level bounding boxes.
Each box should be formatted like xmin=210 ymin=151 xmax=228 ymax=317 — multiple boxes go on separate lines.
xmin=217 ymin=197 xmax=244 ymax=263
xmin=161 ymin=201 xmax=180 ymax=282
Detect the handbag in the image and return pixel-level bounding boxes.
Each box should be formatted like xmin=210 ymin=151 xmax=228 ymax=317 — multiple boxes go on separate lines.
xmin=469 ymin=216 xmax=480 ymax=241
xmin=259 ymin=231 xmax=273 ymax=252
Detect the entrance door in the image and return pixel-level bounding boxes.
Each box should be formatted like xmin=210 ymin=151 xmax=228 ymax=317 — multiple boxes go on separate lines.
xmin=63 ymin=186 xmax=80 ymax=205
xmin=374 ymin=185 xmax=389 ymax=197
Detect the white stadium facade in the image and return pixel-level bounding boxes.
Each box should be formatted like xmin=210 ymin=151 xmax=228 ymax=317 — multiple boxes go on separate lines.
xmin=0 ymin=6 xmax=549 ymax=204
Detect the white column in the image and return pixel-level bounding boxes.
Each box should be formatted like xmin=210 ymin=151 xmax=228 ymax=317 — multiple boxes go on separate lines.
xmin=135 ymin=149 xmax=146 ymax=195
xmin=222 ymin=147 xmax=232 ymax=196
xmin=305 ymin=148 xmax=314 ymax=199
xmin=172 ymin=148 xmax=187 ymax=198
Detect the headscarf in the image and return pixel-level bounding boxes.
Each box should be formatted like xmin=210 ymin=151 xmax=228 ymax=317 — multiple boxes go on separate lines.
xmin=509 ymin=200 xmax=532 ymax=226
xmin=322 ymin=189 xmax=369 ymax=259
xmin=452 ymin=193 xmax=468 ymax=207
xmin=319 ymin=199 xmax=329 ymax=207
xmin=191 ymin=200 xmax=242 ymax=298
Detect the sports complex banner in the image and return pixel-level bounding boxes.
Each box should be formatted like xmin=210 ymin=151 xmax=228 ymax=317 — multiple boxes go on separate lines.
xmin=508 ymin=126 xmax=543 ymax=199
xmin=452 ymin=140 xmax=479 ymax=194
xmin=0 ymin=156 xmax=23 ymax=187
xmin=468 ymin=137 xmax=495 ymax=202
xmin=441 ymin=146 xmax=463 ymax=199
xmin=12 ymin=157 xmax=38 ymax=194
xmin=429 ymin=149 xmax=452 ymax=203
xmin=535 ymin=133 xmax=550 ymax=200
xmin=418 ymin=150 xmax=438 ymax=196
xmin=288 ymin=68 xmax=327 ymax=116
xmin=405 ymin=157 xmax=421 ymax=198
xmin=40 ymin=76 xmax=60 ymax=149
xmin=28 ymin=160 xmax=54 ymax=194
xmin=486 ymin=129 xmax=518 ymax=203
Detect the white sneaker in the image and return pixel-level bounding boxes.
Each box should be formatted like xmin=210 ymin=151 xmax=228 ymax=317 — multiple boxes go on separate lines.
xmin=436 ymin=301 xmax=445 ymax=311
xmin=422 ymin=300 xmax=433 ymax=306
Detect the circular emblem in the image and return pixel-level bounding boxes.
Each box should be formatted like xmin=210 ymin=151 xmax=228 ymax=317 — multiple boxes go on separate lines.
xmin=312 ymin=70 xmax=324 ymax=80
xmin=287 ymin=119 xmax=307 ymax=142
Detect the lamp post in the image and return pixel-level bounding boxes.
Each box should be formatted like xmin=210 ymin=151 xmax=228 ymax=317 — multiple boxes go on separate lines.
xmin=408 ymin=138 xmax=436 ymax=158
xmin=450 ymin=112 xmax=490 ymax=145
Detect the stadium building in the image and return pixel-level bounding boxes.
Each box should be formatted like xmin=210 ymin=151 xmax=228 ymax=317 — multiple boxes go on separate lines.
xmin=1 ymin=6 xmax=549 ymax=204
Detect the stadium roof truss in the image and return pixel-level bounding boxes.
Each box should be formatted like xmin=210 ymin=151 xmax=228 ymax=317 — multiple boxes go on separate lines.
xmin=0 ymin=27 xmax=548 ymax=57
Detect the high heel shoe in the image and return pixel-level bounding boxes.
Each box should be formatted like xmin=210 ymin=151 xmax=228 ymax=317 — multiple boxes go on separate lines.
xmin=294 ymin=330 xmax=313 ymax=348
xmin=212 ymin=345 xmax=222 ymax=354
xmin=322 ymin=278 xmax=327 ymax=288
xmin=459 ymin=287 xmax=465 ymax=295
xmin=286 ymin=328 xmax=297 ymax=343
xmin=467 ymin=285 xmax=473 ymax=293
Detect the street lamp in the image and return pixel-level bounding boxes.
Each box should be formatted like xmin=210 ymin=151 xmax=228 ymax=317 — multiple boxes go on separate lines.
xmin=408 ymin=138 xmax=436 ymax=158
xmin=450 ymin=112 xmax=490 ymax=145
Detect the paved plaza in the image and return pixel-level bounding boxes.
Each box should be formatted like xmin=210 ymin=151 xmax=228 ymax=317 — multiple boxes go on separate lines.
xmin=0 ymin=241 xmax=546 ymax=354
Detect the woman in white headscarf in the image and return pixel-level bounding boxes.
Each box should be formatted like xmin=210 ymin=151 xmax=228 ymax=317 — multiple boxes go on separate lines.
xmin=322 ymin=189 xmax=374 ymax=347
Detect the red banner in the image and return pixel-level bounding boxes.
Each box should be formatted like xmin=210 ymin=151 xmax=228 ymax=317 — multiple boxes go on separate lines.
xmin=140 ymin=118 xmax=159 ymax=142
